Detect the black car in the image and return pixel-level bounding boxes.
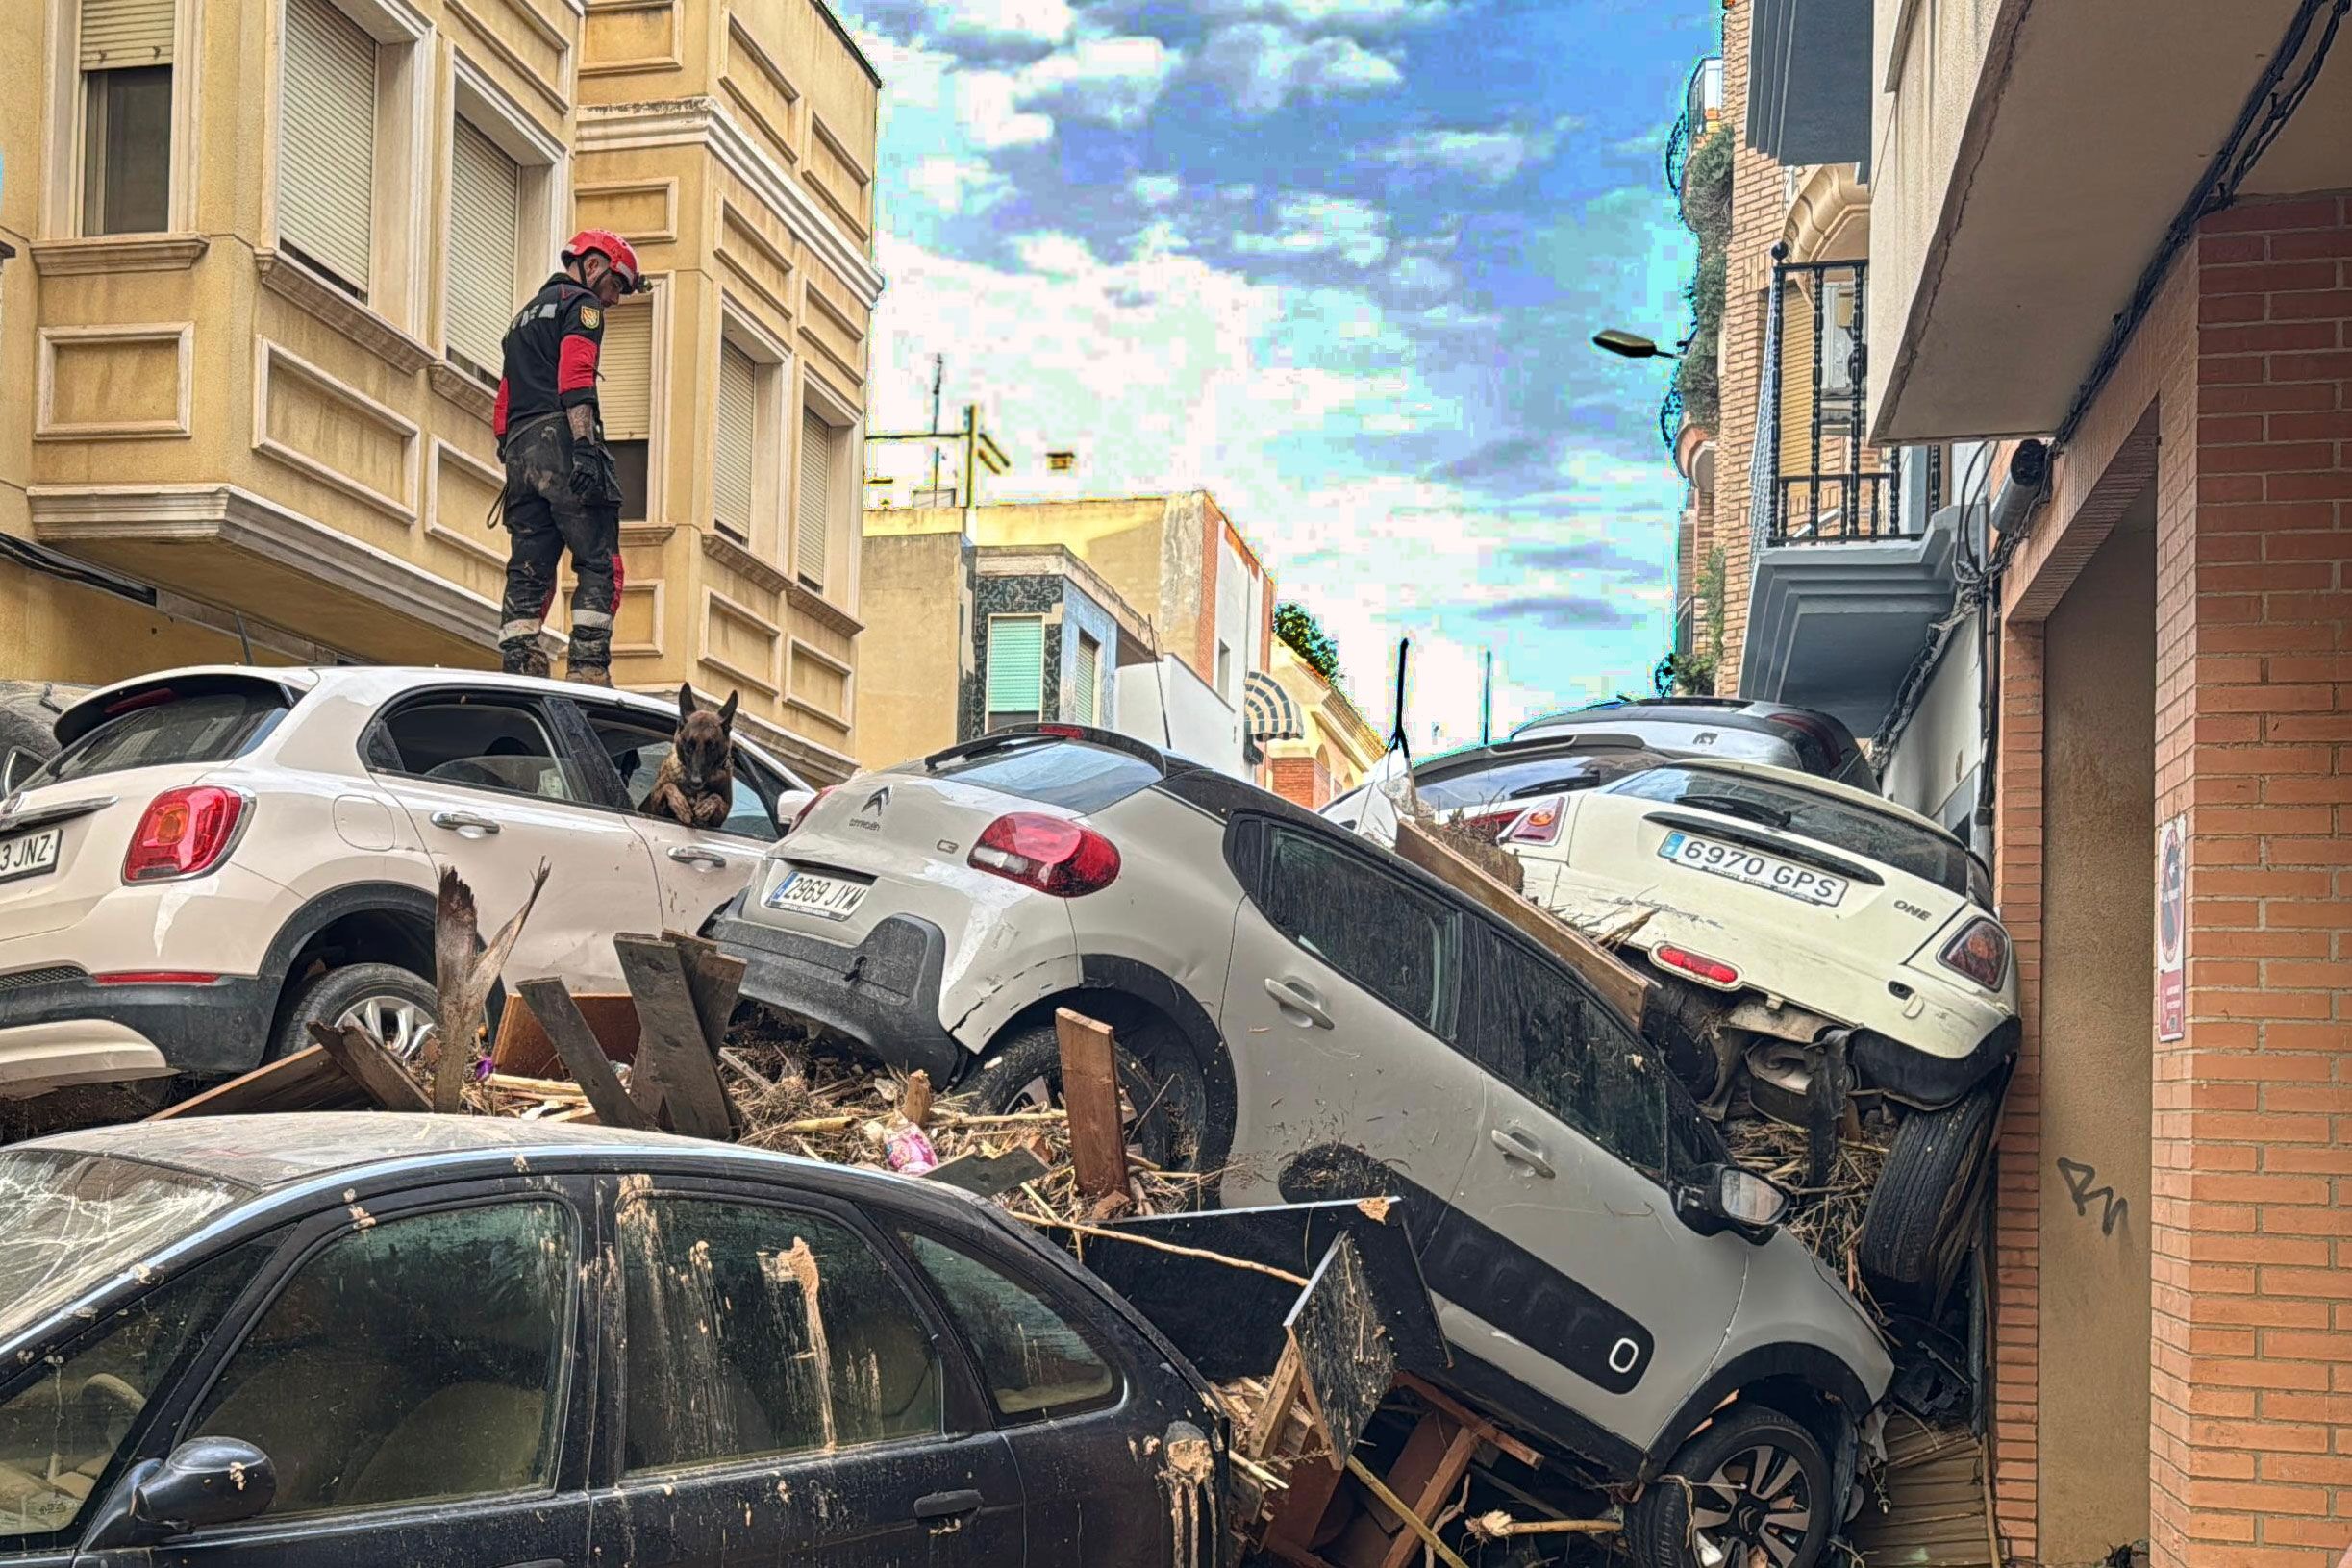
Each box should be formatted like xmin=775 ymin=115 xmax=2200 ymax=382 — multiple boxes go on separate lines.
xmin=0 ymin=1115 xmax=1226 ymax=1568
xmin=1511 ymin=698 xmax=1879 ymax=792
xmin=1319 ymin=733 xmax=1683 ymax=832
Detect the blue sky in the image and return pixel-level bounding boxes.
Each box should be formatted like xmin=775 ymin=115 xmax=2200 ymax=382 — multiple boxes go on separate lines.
xmin=844 ymin=0 xmax=1711 ymax=745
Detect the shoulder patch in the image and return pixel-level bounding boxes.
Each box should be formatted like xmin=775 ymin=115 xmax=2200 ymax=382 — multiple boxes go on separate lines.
xmin=579 ymin=306 xmax=602 ymax=330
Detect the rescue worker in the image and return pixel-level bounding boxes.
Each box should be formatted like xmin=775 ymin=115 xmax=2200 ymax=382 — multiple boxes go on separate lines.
xmin=490 ymin=229 xmax=647 ymax=684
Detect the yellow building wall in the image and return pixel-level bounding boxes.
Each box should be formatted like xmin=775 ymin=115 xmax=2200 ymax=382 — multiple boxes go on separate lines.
xmin=854 ymin=525 xmax=971 ymax=769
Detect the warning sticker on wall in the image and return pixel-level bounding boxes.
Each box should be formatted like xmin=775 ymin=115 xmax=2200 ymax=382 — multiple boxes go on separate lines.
xmin=2158 ymin=812 xmax=2186 ymax=1042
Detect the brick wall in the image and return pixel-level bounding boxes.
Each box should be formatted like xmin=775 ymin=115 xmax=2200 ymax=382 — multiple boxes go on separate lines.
xmin=1997 ymin=191 xmax=2352 ymax=1567
xmin=1268 ymin=755 xmax=1322 ymax=809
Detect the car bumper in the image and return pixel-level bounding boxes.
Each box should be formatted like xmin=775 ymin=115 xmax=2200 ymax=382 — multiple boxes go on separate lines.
xmin=0 ymin=970 xmax=275 ymax=1089
xmin=710 ymin=904 xmax=968 ymax=1084
xmin=1853 ymin=1015 xmax=2018 ymax=1109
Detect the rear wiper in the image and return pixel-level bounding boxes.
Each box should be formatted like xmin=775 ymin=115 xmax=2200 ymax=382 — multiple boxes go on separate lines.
xmin=1681 ymin=792 xmax=1790 ymax=829
xmin=1504 ymin=777 xmax=1602 ymax=801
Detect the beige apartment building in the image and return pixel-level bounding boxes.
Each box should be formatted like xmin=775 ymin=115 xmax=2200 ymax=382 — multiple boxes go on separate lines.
xmin=0 ymin=0 xmax=879 ymax=783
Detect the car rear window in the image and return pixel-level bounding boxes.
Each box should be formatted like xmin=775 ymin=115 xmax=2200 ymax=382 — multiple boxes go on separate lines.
xmin=918 ymin=738 xmax=1163 ymax=815
xmin=28 ymin=689 xmax=288 ymax=788
xmin=1611 ymin=766 xmax=1984 ymax=900
xmin=1416 ymin=748 xmax=1673 ymax=813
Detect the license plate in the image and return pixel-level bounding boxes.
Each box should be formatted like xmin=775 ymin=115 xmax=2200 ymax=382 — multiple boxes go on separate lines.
xmin=764 ymin=867 xmax=869 ymax=920
xmin=1658 ymin=830 xmax=1847 ymax=907
xmin=0 ymin=827 xmax=63 ymax=884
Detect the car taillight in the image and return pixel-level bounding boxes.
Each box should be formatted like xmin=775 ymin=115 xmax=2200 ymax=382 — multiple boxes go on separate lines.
xmin=122 ymin=786 xmax=247 ymax=883
xmin=1939 ymin=918 xmax=2010 ymax=990
xmin=1502 ymin=795 xmax=1564 ymax=845
xmin=968 ymin=811 xmax=1121 ymax=897
xmin=789 ymin=786 xmax=837 ymax=833
xmin=1037 ymin=723 xmax=1085 ymax=738
xmin=1655 ymin=944 xmax=1740 ymax=988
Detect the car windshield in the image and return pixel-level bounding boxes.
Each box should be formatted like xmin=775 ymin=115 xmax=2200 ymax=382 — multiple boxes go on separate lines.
xmin=0 ymin=1151 xmax=246 ymax=1342
xmin=916 ymin=737 xmax=1163 ymax=814
xmin=1611 ymin=766 xmax=1987 ymax=902
xmin=1417 ymin=748 xmax=1673 ymax=813
xmin=24 ymin=689 xmax=288 ymax=789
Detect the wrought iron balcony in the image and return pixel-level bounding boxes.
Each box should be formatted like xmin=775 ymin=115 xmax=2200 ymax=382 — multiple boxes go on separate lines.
xmin=1664 ymin=56 xmax=1724 ymax=192
xmin=1659 ymin=382 xmax=1684 ymax=456
xmin=1759 ymin=256 xmax=1914 ymax=545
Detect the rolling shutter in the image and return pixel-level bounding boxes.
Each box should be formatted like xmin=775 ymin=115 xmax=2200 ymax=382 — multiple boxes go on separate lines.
xmin=598 ymin=304 xmax=652 ymax=442
xmin=796 ymin=407 xmax=833 ymax=586
xmin=713 ymin=343 xmax=755 ymax=538
xmin=987 ymin=616 xmax=1044 ymax=716
xmin=1075 ymin=635 xmax=1100 ymax=724
xmin=82 ymin=0 xmax=174 ymax=67
xmin=445 ymin=118 xmax=521 ymax=372
xmin=279 ymin=0 xmax=376 ymax=291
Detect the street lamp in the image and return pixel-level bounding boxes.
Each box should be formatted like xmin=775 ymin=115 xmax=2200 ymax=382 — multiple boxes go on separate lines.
xmin=1592 ymin=328 xmax=1680 ymax=361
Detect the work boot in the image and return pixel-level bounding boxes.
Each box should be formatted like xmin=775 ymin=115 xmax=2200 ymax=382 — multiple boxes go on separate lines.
xmin=499 ymin=638 xmax=551 ymax=679
xmin=566 ymin=662 xmax=613 ymax=688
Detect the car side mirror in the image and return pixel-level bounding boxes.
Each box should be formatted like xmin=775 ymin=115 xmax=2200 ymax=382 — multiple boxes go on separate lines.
xmin=132 ymin=1437 xmax=275 ymax=1532
xmin=1675 ymin=1164 xmax=1791 ymax=1243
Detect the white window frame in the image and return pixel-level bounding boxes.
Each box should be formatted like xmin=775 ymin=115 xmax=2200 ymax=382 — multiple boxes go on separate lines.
xmin=715 ymin=299 xmax=790 ymax=556
xmin=598 ymin=278 xmax=668 ymax=526
xmin=798 ymin=370 xmax=863 ymax=609
xmin=41 ymin=0 xmax=206 ymax=241
xmin=442 ymin=52 xmax=566 ymax=388
xmin=263 ymin=0 xmax=431 ymax=334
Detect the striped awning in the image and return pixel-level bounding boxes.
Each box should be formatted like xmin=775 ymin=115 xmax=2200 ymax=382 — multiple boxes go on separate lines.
xmin=1243 ymin=669 xmax=1305 ymax=741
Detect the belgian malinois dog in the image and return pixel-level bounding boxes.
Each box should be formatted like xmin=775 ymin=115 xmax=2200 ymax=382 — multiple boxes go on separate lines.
xmin=644 ymin=685 xmax=738 ymax=829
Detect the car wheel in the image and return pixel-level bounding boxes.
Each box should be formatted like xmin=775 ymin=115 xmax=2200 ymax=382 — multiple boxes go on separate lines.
xmin=969 ymin=1018 xmax=1210 ymax=1174
xmin=1627 ymin=1404 xmax=1834 ymax=1568
xmin=1858 ymin=1083 xmax=2001 ymax=1307
xmin=275 ymin=962 xmax=440 ymax=1064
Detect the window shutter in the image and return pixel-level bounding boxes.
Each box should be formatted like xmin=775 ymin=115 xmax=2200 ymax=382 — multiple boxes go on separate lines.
xmin=599 ymin=304 xmax=652 ymax=441
xmin=82 ymin=0 xmax=175 ymax=67
xmin=1075 ymin=635 xmax=1099 ymax=724
xmin=796 ymin=407 xmax=833 ymax=586
xmin=987 ymin=617 xmax=1044 ymax=715
xmin=713 ymin=343 xmax=756 ymax=538
xmin=279 ymin=0 xmax=375 ymax=291
xmin=445 ymin=118 xmax=521 ymax=373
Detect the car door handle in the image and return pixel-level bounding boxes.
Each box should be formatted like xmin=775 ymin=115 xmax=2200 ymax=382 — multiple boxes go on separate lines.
xmin=1264 ymin=977 xmax=1335 ymax=1030
xmin=429 ymin=809 xmax=501 ymax=835
xmin=913 ymin=1488 xmax=985 ymax=1522
xmin=666 ymin=846 xmax=728 ymax=869
xmin=1490 ymin=1126 xmax=1556 ymax=1179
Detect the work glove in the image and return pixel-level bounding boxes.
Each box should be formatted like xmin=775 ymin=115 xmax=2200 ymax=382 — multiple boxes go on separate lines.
xmin=568 ymin=442 xmax=604 ymax=499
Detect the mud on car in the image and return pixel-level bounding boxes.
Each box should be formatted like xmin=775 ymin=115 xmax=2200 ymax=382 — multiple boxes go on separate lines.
xmin=715 ymin=724 xmax=1896 ymax=1568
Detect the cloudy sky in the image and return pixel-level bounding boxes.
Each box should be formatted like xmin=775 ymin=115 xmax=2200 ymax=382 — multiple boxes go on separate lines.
xmin=844 ymin=0 xmax=1709 ymax=747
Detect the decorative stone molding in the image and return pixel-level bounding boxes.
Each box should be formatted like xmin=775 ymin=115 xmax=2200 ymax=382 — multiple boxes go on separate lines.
xmin=30 ymin=235 xmax=210 ymax=276
xmin=784 ymin=579 xmax=863 ymax=641
xmin=1782 ymin=162 xmax=1870 ymax=265
xmin=700 ymin=527 xmax=789 ymax=596
xmin=254 ymin=248 xmax=436 ymax=375
xmin=429 ymin=361 xmax=500 ymax=423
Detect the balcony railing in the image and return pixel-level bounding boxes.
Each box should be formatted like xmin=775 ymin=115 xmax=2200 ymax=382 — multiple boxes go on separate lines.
xmin=1764 ymin=256 xmax=1909 ymax=545
xmin=1664 ymin=55 xmax=1724 ymax=192
xmin=1659 ymin=382 xmax=1684 ymax=456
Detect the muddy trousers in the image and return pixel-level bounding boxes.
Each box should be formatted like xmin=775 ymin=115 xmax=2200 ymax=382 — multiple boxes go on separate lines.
xmin=497 ymin=417 xmax=622 ymax=679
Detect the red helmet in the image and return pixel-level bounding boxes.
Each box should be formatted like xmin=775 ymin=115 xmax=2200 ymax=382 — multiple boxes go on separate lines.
xmin=562 ymin=229 xmax=646 ymax=293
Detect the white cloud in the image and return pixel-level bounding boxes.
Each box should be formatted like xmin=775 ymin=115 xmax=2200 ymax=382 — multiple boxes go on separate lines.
xmin=928 ymin=0 xmax=1072 ymax=46
xmin=906 ymin=155 xmax=1012 ymax=213
xmin=1376 ymin=118 xmax=1579 ymax=186
xmin=1016 ymin=35 xmax=1181 ymax=129
xmin=1011 ymin=231 xmax=1100 ymax=276
xmin=1195 ymin=23 xmax=1403 ymax=117
xmin=955 ymin=71 xmax=1054 ymax=147
xmin=1233 ymin=194 xmax=1390 ymax=265
xmin=1390 ymin=254 xmax=1453 ymax=295
xmin=1195 ymin=0 xmax=1451 ymax=28
xmin=1130 ymin=173 xmax=1183 ymax=206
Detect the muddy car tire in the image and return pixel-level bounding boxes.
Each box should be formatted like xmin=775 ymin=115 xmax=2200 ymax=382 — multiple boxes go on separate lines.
xmin=970 ymin=1019 xmax=1209 ymax=1175
xmin=1627 ymin=1403 xmax=1835 ymax=1568
xmin=1858 ymin=1083 xmax=2000 ymax=1307
xmin=274 ymin=962 xmax=441 ymax=1064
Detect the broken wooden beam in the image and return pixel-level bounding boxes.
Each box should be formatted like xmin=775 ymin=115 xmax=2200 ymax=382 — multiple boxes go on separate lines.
xmin=616 ymin=934 xmax=739 ymax=1141
xmin=307 ymin=1021 xmax=433 ymax=1112
xmin=148 ymin=1044 xmax=370 ymax=1119
xmin=1054 ymin=1007 xmax=1129 ymax=1199
xmin=1287 ymin=1233 xmax=1392 ymax=1475
xmin=1394 ymin=817 xmax=1652 ymax=1027
xmin=514 ymin=977 xmax=659 ymax=1132
xmin=431 ymin=861 xmax=550 ymax=1111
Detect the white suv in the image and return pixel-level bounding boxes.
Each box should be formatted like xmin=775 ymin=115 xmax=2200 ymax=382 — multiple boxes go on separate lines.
xmin=0 ymin=666 xmax=813 ymax=1104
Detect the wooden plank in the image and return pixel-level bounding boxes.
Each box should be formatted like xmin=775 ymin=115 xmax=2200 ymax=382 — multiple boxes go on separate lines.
xmin=1054 ymin=1008 xmax=1129 ymax=1199
xmin=925 ymin=1145 xmax=1049 ymax=1200
xmin=1393 ymin=1373 xmax=1541 ymax=1468
xmin=491 ymin=990 xmax=639 ymax=1076
xmin=516 ymin=978 xmax=659 ymax=1132
xmin=665 ymin=931 xmax=748 ymax=1138
xmin=1244 ymin=1342 xmax=1306 ymax=1464
xmin=615 ymin=935 xmax=738 ymax=1141
xmin=1348 ymin=1451 xmax=1472 ymax=1568
xmin=307 ymin=1022 xmax=433 ymax=1112
xmin=1287 ymin=1235 xmax=1392 ymax=1476
xmin=147 ymin=1046 xmax=367 ymax=1120
xmin=1394 ymin=817 xmax=1652 ymax=1027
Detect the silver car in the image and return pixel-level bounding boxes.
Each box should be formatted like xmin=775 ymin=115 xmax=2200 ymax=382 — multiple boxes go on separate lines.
xmin=715 ymin=725 xmax=1892 ymax=1567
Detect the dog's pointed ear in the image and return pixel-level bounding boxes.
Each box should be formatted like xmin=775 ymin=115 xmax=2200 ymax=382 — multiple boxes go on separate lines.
xmin=677 ymin=684 xmax=696 ymax=719
xmin=718 ymin=690 xmax=739 ymax=727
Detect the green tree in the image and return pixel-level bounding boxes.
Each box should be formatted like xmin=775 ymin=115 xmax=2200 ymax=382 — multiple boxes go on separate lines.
xmin=1274 ymin=602 xmax=1341 ymax=684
